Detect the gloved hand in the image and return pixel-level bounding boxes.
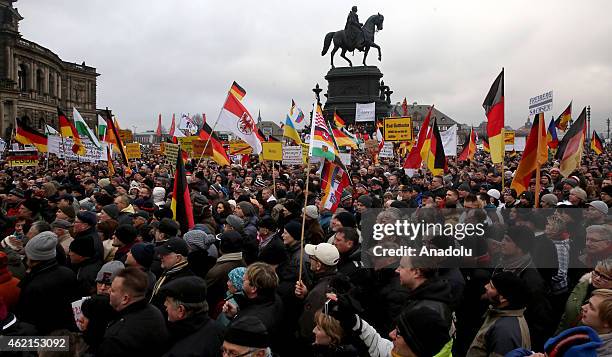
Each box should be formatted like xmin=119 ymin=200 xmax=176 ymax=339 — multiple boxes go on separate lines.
xmin=327 ymin=294 xmax=360 ymax=332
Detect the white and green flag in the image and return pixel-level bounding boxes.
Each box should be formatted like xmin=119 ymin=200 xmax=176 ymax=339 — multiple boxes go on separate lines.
xmin=73 ymin=107 xmax=101 ymax=149
xmin=97 ymin=115 xmax=107 ymax=141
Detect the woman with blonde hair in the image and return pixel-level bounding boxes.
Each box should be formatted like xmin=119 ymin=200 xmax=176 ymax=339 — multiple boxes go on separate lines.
xmin=312 ymin=309 xmax=358 ymax=357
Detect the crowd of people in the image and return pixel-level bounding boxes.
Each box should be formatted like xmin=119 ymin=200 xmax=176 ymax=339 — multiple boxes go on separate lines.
xmin=0 ymin=146 xmax=611 ymax=357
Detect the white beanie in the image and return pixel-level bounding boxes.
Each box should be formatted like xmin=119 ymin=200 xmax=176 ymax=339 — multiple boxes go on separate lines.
xmin=152 ymin=187 xmax=166 ymax=204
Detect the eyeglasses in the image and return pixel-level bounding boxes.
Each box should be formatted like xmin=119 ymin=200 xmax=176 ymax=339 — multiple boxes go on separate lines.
xmin=221 ymin=348 xmax=257 ymax=357
xmin=592 ymin=269 xmax=612 ymax=282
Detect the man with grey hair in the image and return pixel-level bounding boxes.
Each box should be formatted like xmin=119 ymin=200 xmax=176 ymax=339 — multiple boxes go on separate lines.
xmin=580 ymin=225 xmax=612 ymax=267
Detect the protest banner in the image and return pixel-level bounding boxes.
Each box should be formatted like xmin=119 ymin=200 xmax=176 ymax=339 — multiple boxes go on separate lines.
xmin=301 ymin=143 xmax=309 ymax=163
xmin=378 ymin=142 xmax=394 ymax=158
xmin=504 ymin=130 xmax=516 ymax=151
xmin=384 ymin=117 xmax=413 ymax=141
xmin=177 ymin=136 xmax=199 ymax=154
xmin=282 ymin=146 xmax=302 ymax=165
xmin=125 ymin=143 xmax=141 ymax=159
xmin=229 ymin=140 xmax=253 ymax=155
xmin=262 ymin=142 xmax=283 ymax=161
xmin=164 ymin=143 xmax=179 ymax=163
xmin=7 ymin=149 xmax=38 ymax=167
xmin=48 ymin=135 xmax=107 ymax=163
xmin=119 ymin=129 xmax=133 ymax=143
xmin=192 ymin=139 xmax=214 ymax=157
xmin=355 ymin=102 xmax=375 ymax=122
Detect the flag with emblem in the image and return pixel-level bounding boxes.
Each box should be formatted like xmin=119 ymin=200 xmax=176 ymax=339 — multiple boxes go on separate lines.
xmin=309 ymin=104 xmax=338 ymax=161
xmin=216 ymin=83 xmax=263 ymax=154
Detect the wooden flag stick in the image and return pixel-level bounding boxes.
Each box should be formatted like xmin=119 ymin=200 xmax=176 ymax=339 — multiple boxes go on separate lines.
xmin=272 ymin=160 xmax=277 ymax=198
xmin=298 ymin=160 xmax=310 ymax=282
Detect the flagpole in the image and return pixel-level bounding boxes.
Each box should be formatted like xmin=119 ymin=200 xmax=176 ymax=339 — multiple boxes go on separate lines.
xmin=271 ymin=160 xmax=277 ymax=198
xmin=534 ymin=117 xmax=544 ymax=208
xmin=298 ymin=159 xmax=310 ymax=283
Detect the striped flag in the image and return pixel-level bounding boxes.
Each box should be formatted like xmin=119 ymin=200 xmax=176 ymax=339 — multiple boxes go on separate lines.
xmin=73 ymin=107 xmax=101 ymax=148
xmin=320 ymin=159 xmax=350 ymax=213
xmin=171 ymin=148 xmax=194 ymax=233
xmin=283 ymin=114 xmax=302 ymax=145
xmin=547 ymin=116 xmax=559 ymax=149
xmin=555 ymin=107 xmax=587 ymax=176
xmin=199 ymin=123 xmax=230 ymax=166
xmin=309 ymin=104 xmax=338 ymax=161
xmin=403 ymin=105 xmax=433 ymax=175
xmin=591 ymin=130 xmax=604 ymax=155
xmin=420 ymin=117 xmax=447 ymax=175
xmin=58 ymin=107 xmax=85 ymax=155
xmin=333 ymin=111 xmax=346 ymax=128
xmin=15 ymin=117 xmax=47 ymax=152
xmin=482 ymin=69 xmax=505 ymax=163
xmin=458 ymin=127 xmax=476 ymax=161
xmin=511 ymin=113 xmax=547 ymax=195
xmin=230 ymin=81 xmax=246 ymax=101
xmin=97 ymin=115 xmax=107 ymax=140
xmin=102 ymin=110 xmax=128 ymax=165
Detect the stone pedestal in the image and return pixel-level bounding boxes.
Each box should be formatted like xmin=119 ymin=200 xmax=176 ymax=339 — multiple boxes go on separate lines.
xmin=322 ymin=66 xmax=392 ymax=124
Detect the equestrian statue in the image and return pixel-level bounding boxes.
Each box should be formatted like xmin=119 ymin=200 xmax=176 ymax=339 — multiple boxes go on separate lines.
xmin=321 ymin=6 xmax=384 ymax=68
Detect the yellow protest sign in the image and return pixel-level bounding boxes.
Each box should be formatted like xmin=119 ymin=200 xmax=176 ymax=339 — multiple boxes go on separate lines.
xmin=384 ymin=117 xmax=413 ymax=142
xmin=504 ymin=130 xmax=515 ymax=145
xmin=119 ymin=129 xmax=133 ymax=143
xmin=164 ymin=143 xmax=179 ymax=163
xmin=125 ymin=143 xmax=141 ymax=159
xmin=262 ymin=142 xmax=283 ymax=161
xmin=301 ymin=143 xmax=309 ymax=163
xmin=177 ymin=136 xmax=199 ymax=154
xmin=229 ymin=140 xmax=253 ymax=155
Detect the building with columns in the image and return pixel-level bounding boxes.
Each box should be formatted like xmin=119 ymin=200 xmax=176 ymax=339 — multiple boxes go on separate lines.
xmin=0 ymin=0 xmax=99 ymax=140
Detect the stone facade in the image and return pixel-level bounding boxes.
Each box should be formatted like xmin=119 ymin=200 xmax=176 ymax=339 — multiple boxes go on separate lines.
xmin=0 ymin=0 xmax=98 ymax=139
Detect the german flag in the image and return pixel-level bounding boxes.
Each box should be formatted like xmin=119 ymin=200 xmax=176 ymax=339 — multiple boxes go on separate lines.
xmin=171 ymin=148 xmax=195 ymax=234
xmin=58 ymin=107 xmax=85 ymax=155
xmin=229 ymin=81 xmax=246 ymax=101
xmin=107 ymin=146 xmax=115 ymax=176
xmin=100 ymin=110 xmax=128 ymax=165
xmin=482 ymin=69 xmax=504 ymax=163
xmin=555 ymin=107 xmax=587 ymax=176
xmin=420 ymin=117 xmax=447 ymax=175
xmin=591 ymin=130 xmax=604 ymax=155
xmin=458 ymin=127 xmax=476 ymax=161
xmin=555 ymin=102 xmax=572 ymax=131
xmin=15 ymin=117 xmax=48 ymax=152
xmin=511 ymin=113 xmax=547 ymax=195
xmin=482 ymin=139 xmax=490 ymax=153
xmin=403 ymin=105 xmax=433 ymax=172
xmin=199 ymin=123 xmax=230 ymax=166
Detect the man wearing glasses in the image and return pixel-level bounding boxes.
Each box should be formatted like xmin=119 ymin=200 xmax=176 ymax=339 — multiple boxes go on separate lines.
xmin=222 ymin=315 xmax=272 ymax=357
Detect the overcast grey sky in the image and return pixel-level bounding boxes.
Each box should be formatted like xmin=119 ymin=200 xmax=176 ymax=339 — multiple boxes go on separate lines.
xmin=17 ymin=0 xmax=612 ymax=135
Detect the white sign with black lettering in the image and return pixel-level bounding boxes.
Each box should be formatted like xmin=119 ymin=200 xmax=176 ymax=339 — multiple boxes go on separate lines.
xmin=355 ymin=102 xmax=375 ymax=122
xmin=529 ymin=91 xmax=553 ymax=115
xmin=281 ymin=146 xmax=303 ymax=165
xmin=378 ymin=142 xmax=394 ymax=158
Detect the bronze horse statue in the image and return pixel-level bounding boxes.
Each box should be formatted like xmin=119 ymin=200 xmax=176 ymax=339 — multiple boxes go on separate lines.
xmin=322 ymin=13 xmax=384 ymax=68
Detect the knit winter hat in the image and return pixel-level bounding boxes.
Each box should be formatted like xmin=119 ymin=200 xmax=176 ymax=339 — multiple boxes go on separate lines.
xmin=129 ymin=243 xmax=155 ymax=269
xmin=543 ymin=326 xmax=602 ymax=357
xmin=59 ymin=205 xmax=76 ymax=219
xmin=25 ymin=231 xmax=58 ymax=261
xmin=152 ymin=187 xmax=166 ymax=204
xmin=69 ymin=237 xmax=96 ymax=258
xmin=303 ymin=205 xmax=319 ymax=219
xmin=357 ymin=195 xmax=373 ymax=208
xmin=541 ymin=193 xmax=559 ymax=206
xmin=225 ymin=215 xmax=245 ymax=231
xmin=505 ymin=225 xmax=535 ymax=254
xmin=183 ymin=229 xmax=216 ymax=252
xmin=284 ymin=221 xmax=302 ymax=240
xmin=237 ymin=202 xmax=256 ymax=217
xmin=397 ymin=306 xmax=450 ymax=357
xmin=220 ymin=231 xmax=243 ymax=254
xmin=102 ymin=204 xmax=120 ymax=220
xmin=224 ymin=316 xmax=270 ymax=348
xmin=77 ymin=211 xmax=97 ymax=227
xmin=115 ymin=225 xmax=138 ymax=245
xmin=228 ymin=267 xmax=246 ymax=292
xmin=491 ymin=271 xmax=529 ymax=308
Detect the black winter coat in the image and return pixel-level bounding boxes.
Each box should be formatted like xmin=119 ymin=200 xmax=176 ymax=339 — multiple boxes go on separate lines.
xmin=163 ymin=312 xmax=225 ymax=357
xmin=97 ymin=299 xmax=169 ymax=357
xmin=71 ymin=257 xmax=103 ymax=296
xmin=16 ymin=259 xmax=78 ymax=334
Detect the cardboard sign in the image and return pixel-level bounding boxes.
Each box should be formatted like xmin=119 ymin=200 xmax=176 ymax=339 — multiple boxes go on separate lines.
xmin=119 ymin=129 xmax=133 ymax=143
xmin=177 ymin=136 xmax=199 ymax=154
xmin=384 ymin=117 xmax=413 ymax=141
xmin=378 ymin=142 xmax=395 ymax=158
xmin=282 ymin=146 xmax=303 ymax=165
xmin=125 ymin=143 xmax=141 ymax=159
xmin=72 ymin=297 xmax=91 ymax=331
xmin=192 ymin=139 xmax=215 ymax=157
xmin=262 ymin=142 xmax=283 ymax=161
xmin=301 ymin=143 xmax=309 ymax=163
xmin=229 ymin=140 xmax=253 ymax=155
xmin=504 ymin=130 xmax=516 ymax=151
xmin=164 ymin=143 xmax=180 ymax=163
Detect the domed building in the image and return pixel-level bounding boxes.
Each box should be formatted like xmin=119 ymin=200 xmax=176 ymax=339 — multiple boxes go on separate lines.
xmin=0 ymin=0 xmax=99 ymax=139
